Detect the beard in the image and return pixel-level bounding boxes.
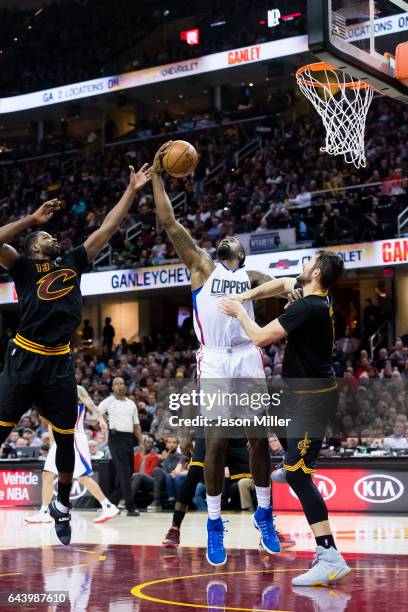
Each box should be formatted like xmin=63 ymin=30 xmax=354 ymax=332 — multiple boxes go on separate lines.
xmin=43 ymin=243 xmax=60 ymax=258
xmin=296 ymin=271 xmax=312 ymax=287
xmin=217 ymin=243 xmax=235 ymax=261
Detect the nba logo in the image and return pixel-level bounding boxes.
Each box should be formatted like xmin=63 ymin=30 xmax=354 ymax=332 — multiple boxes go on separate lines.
xmin=267 ymin=8 xmax=281 ymax=27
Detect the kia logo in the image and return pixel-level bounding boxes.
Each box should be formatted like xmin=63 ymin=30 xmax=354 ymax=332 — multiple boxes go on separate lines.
xmin=53 ymin=478 xmax=87 ymax=501
xmin=354 ymin=474 xmax=404 ymax=504
xmin=290 ymin=473 xmax=336 ymax=501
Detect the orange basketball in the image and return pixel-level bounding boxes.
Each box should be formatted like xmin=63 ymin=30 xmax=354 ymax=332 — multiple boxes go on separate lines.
xmin=162 ymin=140 xmax=198 ymax=178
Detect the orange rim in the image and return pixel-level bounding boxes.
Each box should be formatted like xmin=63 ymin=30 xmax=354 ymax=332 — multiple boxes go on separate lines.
xmin=296 ymin=62 xmax=374 ymax=90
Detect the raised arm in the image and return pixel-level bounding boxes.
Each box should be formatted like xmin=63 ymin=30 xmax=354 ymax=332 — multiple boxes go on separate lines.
xmin=0 ymin=199 xmax=61 ymax=270
xmin=84 ymin=164 xmax=151 ymax=263
xmin=151 ymin=142 xmax=214 ymax=279
xmin=238 ymin=276 xmax=298 ymax=304
xmin=78 ymin=385 xmax=107 ymax=432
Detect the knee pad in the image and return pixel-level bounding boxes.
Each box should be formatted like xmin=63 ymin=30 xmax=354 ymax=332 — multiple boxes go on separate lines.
xmin=286 ymin=468 xmax=328 ymax=525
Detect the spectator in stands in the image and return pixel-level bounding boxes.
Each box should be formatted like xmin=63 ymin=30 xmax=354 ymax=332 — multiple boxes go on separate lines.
xmin=383 ymin=421 xmax=408 ymax=450
xmin=89 ymin=439 xmax=104 ymax=459
xmin=131 ymin=435 xmax=161 ymax=504
xmin=363 ymin=298 xmax=381 ymax=337
xmin=82 ymin=319 xmax=94 ymax=344
xmin=149 ymin=404 xmax=171 ymax=438
xmin=23 ymin=428 xmax=41 ymax=448
xmin=102 ymin=317 xmax=115 ymax=353
xmin=147 ymin=436 xmax=183 ymax=512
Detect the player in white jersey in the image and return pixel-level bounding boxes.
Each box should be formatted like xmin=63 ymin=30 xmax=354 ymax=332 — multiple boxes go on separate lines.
xmin=152 ymin=142 xmax=289 ymax=566
xmin=25 ymin=385 xmax=119 ymax=526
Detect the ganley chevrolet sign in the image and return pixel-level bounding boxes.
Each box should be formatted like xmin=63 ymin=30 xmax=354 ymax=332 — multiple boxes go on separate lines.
xmin=0 ymin=36 xmax=307 ymax=114
xmin=0 ymin=238 xmax=408 ymax=304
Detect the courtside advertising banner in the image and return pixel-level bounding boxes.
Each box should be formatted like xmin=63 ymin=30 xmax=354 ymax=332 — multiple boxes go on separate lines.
xmin=273 ymin=468 xmax=408 ymax=512
xmin=0 ymin=237 xmax=407 ymax=304
xmin=0 ymin=468 xmax=95 ymax=507
xmin=0 ymin=36 xmax=307 ymax=114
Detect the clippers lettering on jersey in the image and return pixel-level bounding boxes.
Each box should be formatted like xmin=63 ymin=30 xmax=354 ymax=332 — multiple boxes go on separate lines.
xmin=211 ymin=279 xmax=250 ymax=295
xmin=36 ymin=268 xmax=77 ymax=301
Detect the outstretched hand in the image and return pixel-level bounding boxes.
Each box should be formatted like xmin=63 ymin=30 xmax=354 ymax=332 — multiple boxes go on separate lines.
xmin=129 ymin=163 xmax=152 ymax=192
xmin=152 ymin=141 xmax=173 ymax=173
xmin=32 ymin=199 xmax=62 ymax=225
xmin=219 ymin=297 xmax=246 ymax=318
xmin=284 ymin=287 xmax=303 ymax=310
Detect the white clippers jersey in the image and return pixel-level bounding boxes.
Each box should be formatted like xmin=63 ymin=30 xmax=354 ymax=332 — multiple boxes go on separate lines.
xmin=192 ymin=262 xmax=255 ymax=348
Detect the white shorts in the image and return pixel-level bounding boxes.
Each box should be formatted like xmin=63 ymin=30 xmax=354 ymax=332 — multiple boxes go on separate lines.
xmin=44 ymin=433 xmax=92 ymax=479
xmin=196 ymin=343 xmax=267 ymax=420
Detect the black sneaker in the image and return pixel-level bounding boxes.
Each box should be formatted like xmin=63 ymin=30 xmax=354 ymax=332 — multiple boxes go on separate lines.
xmin=126 ymin=507 xmax=140 ymax=517
xmin=48 ymin=500 xmax=72 ymax=545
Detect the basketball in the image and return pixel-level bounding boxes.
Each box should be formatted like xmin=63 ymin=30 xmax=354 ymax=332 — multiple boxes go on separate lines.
xmin=162 ymin=140 xmax=198 ymax=177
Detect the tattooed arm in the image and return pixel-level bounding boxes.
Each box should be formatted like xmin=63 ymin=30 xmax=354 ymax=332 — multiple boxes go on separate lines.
xmin=151 ymin=142 xmax=214 ymax=285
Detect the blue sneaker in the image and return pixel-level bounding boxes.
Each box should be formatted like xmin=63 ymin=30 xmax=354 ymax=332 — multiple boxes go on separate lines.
xmin=252 ymin=507 xmax=280 ymax=554
xmin=206 ymin=518 xmax=227 ymax=566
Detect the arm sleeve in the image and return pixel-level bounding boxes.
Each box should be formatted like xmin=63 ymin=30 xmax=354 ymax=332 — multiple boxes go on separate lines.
xmin=278 ymin=299 xmax=310 ymax=334
xmin=63 ymin=245 xmax=89 ymax=275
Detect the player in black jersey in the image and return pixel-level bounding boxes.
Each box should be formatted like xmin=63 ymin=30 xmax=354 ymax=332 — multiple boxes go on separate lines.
xmin=0 ymin=163 xmax=151 ymax=544
xmin=220 ymin=251 xmax=351 ymax=586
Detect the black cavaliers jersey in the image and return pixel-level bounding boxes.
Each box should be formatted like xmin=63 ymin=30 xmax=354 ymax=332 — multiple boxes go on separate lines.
xmin=278 ymin=293 xmax=336 ymax=381
xmin=9 ymin=245 xmax=88 ymax=346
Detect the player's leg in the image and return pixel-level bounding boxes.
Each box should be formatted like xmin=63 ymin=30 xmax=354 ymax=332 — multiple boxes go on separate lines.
xmin=246 ymin=433 xmax=280 ymax=554
xmin=286 ymin=461 xmax=350 ymax=585
xmin=79 ymin=476 xmax=120 ymax=523
xmin=204 ymin=431 xmax=229 ymax=566
xmin=162 ymin=438 xmax=206 ymax=548
xmin=38 ymin=363 xmax=77 ymax=545
xmin=284 ymin=391 xmax=350 ymax=585
xmin=0 ymin=346 xmax=35 ymax=444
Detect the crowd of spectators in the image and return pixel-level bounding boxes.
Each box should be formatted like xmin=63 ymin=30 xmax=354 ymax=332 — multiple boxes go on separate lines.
xmin=0 ymin=0 xmax=304 ymax=96
xmin=1 ymin=307 xmax=408 ymax=508
xmin=2 ymin=315 xmax=408 ymax=460
xmin=0 ymin=96 xmax=407 ymax=282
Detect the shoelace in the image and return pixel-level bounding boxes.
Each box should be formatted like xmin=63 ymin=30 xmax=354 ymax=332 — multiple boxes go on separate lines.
xmin=209 ymin=520 xmax=229 ymax=552
xmin=258 ymin=514 xmax=276 ymax=539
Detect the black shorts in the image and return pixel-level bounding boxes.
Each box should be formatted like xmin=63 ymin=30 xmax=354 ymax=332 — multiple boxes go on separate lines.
xmin=282 ymin=387 xmax=338 ymax=474
xmin=0 ymin=341 xmax=77 ymax=434
xmin=190 ymin=437 xmax=251 ymax=479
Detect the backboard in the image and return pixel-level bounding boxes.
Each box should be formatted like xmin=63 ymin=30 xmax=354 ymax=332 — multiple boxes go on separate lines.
xmin=308 ymin=0 xmax=408 ymax=103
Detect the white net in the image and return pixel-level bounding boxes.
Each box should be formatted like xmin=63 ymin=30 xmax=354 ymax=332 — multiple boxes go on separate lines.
xmin=296 ymin=64 xmax=375 ymax=169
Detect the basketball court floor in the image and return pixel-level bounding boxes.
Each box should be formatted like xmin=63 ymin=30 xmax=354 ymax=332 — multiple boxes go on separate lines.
xmin=1 ymin=509 xmax=407 ymax=611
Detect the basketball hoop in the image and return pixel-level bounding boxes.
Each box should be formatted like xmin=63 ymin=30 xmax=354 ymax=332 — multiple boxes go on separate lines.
xmin=296 ymin=62 xmax=376 ymax=169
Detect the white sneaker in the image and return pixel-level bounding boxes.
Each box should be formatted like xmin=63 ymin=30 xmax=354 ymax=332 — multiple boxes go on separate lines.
xmin=25 ymin=510 xmax=53 ymax=524
xmin=271 ymin=468 xmax=287 ymax=483
xmin=93 ymin=505 xmax=120 ymax=524
xmin=292 ymin=546 xmax=351 ymax=586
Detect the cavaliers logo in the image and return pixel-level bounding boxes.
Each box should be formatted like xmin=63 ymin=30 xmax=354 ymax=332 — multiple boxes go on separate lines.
xmin=37 ymin=268 xmax=77 ymax=301
xmin=297 ymin=432 xmax=311 ymax=457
